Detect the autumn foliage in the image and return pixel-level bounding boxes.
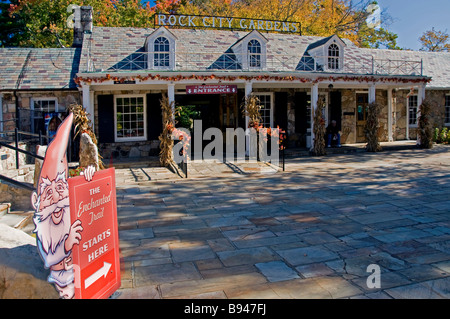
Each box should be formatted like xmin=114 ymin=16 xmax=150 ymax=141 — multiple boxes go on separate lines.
xmin=3 ymin=0 xmax=397 ymax=49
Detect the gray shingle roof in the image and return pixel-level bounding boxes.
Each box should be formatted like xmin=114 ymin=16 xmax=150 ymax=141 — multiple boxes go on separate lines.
xmin=79 ymin=26 xmax=449 ymax=88
xmin=1 ymin=27 xmax=448 ymax=90
xmin=0 ymin=47 xmax=80 ymax=90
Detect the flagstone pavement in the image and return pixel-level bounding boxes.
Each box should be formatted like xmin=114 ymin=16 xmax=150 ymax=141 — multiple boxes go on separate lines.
xmin=114 ymin=145 xmax=450 ymax=299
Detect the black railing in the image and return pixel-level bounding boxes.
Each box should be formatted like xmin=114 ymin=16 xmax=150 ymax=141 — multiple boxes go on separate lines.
xmin=0 ymin=127 xmax=49 ymax=192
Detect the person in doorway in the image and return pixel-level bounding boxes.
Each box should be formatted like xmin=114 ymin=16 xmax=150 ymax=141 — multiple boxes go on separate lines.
xmin=326 ymin=120 xmax=341 ymax=148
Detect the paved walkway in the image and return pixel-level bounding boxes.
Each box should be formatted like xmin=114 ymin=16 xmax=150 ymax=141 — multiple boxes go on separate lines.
xmin=114 ymin=144 xmax=450 ymax=299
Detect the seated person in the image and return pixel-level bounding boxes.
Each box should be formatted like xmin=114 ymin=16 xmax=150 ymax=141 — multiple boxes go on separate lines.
xmin=326 ymin=120 xmax=341 ymax=148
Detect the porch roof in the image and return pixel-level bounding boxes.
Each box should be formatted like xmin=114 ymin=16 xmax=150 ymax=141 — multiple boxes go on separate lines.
xmin=78 ymin=26 xmax=447 ymax=89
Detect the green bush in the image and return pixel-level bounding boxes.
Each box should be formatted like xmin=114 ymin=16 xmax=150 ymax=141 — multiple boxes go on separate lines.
xmin=433 ymin=127 xmax=450 ymax=144
xmin=433 ymin=128 xmax=440 ymax=143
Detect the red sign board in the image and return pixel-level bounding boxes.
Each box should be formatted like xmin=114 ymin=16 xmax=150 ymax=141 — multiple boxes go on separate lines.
xmin=186 ymin=85 xmax=237 ymax=94
xmin=69 ymin=168 xmax=121 ymax=299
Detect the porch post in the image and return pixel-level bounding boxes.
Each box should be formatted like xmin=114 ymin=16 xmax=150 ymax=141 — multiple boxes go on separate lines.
xmin=369 ymin=83 xmax=376 ymax=104
xmin=245 ymin=81 xmax=252 ymax=155
xmin=82 ymin=83 xmax=94 ymax=127
xmin=388 ymin=88 xmax=393 ymax=142
xmin=310 ymin=83 xmax=319 ymax=150
xmin=168 ymin=83 xmax=175 ymax=121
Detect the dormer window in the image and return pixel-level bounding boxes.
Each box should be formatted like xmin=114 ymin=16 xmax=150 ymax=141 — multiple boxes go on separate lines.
xmin=306 ymin=35 xmax=345 ymax=72
xmin=248 ymin=39 xmax=262 ymax=68
xmin=328 ymin=44 xmax=340 ymax=70
xmin=231 ymin=30 xmax=268 ymax=70
xmin=145 ymin=27 xmax=176 ymax=70
xmin=154 ymin=37 xmax=170 ymax=68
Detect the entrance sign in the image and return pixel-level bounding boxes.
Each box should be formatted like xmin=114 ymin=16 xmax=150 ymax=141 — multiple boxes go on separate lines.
xmin=156 ymin=14 xmax=301 ymax=34
xmin=186 ymin=85 xmax=237 ymax=95
xmin=69 ymin=167 xmax=120 ymax=299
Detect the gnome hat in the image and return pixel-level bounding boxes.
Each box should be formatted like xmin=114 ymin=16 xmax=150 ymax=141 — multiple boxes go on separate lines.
xmin=37 ymin=113 xmax=73 ymax=195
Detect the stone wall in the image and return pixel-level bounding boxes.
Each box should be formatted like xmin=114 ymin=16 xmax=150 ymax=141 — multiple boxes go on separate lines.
xmin=0 ymin=143 xmax=27 ymax=172
xmin=393 ymin=89 xmax=450 ymax=141
xmin=1 ymin=91 xmax=80 ymax=134
xmin=99 ymin=140 xmax=161 ymax=161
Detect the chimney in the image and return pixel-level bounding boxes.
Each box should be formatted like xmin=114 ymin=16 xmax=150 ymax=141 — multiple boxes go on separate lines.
xmin=72 ymin=5 xmax=93 ymax=47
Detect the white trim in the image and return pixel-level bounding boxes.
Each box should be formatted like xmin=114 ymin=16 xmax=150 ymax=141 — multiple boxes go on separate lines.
xmin=146 ymin=27 xmax=176 ymax=71
xmin=232 ymin=30 xmax=268 ymax=71
xmin=113 ymin=94 xmax=147 ymax=142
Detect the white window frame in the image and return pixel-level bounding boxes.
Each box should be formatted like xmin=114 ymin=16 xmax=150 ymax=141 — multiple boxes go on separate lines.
xmin=248 ymin=39 xmax=262 ymax=69
xmin=232 ymin=31 xmax=267 ymax=71
xmin=114 ymin=94 xmax=147 ymax=142
xmin=408 ymin=95 xmax=418 ymax=127
xmin=146 ymin=27 xmax=176 ymax=71
xmin=253 ymin=92 xmax=274 ymax=128
xmin=30 ymin=97 xmax=58 ymax=134
xmin=445 ymin=94 xmax=450 ymax=125
xmin=328 ymin=43 xmax=340 ymax=70
xmin=153 ymin=36 xmax=171 ymax=69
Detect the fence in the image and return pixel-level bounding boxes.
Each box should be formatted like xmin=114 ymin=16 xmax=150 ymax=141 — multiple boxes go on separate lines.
xmin=104 ymin=51 xmax=423 ymax=76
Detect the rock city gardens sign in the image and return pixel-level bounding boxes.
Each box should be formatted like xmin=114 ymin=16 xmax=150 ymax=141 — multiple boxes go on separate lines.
xmin=156 ymin=14 xmax=301 ymax=34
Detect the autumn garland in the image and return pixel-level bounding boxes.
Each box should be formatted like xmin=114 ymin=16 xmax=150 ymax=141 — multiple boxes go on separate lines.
xmin=74 ymin=73 xmax=431 ymax=86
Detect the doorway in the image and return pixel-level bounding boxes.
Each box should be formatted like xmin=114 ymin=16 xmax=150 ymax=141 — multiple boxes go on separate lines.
xmin=356 ymin=93 xmax=369 ymax=143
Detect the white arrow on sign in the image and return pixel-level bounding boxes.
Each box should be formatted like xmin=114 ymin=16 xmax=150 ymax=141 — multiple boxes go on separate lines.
xmin=85 ymin=262 xmax=112 ymax=289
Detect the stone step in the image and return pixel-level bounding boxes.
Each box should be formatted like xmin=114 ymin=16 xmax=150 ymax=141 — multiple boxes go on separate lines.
xmin=0 ymin=203 xmax=11 ymax=216
xmin=0 ymin=209 xmax=35 ymax=235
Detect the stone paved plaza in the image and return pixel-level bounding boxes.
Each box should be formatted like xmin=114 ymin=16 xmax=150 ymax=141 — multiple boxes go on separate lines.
xmin=114 ymin=145 xmax=450 ymax=299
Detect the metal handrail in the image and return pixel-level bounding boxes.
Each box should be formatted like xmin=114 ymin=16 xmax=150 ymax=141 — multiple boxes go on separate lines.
xmin=102 ymin=51 xmax=423 ymax=76
xmin=0 ymin=174 xmax=35 ymax=191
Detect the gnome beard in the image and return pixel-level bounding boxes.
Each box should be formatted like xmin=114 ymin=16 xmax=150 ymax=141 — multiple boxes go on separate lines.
xmin=34 ymin=194 xmax=71 ymax=257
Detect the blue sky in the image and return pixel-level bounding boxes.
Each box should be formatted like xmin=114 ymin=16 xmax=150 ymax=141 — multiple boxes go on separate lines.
xmin=375 ymin=0 xmax=450 ymax=50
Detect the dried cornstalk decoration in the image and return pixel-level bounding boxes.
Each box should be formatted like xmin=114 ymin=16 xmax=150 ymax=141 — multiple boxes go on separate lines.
xmin=67 ymin=103 xmax=105 ymax=169
xmin=241 ymin=94 xmax=262 ymax=128
xmin=417 ymin=98 xmax=434 ymax=149
xmin=158 ymin=94 xmax=175 ymax=167
xmin=311 ymin=98 xmax=326 ymax=156
xmin=364 ymin=102 xmax=382 ymax=152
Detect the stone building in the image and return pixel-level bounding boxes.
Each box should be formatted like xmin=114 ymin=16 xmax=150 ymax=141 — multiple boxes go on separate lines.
xmin=1 ymin=8 xmax=449 ymax=160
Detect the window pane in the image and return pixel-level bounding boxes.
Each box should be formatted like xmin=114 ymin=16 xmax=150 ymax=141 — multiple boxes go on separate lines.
xmin=248 ymin=40 xmax=262 ymax=68
xmin=116 ymin=96 xmax=146 ymax=140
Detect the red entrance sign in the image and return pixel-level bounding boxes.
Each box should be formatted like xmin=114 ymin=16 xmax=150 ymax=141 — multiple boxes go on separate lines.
xmin=69 ymin=167 xmax=120 ymax=299
xmin=186 ymin=85 xmax=237 ymax=94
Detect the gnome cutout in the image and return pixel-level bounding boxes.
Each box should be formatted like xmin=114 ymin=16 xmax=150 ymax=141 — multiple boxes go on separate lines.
xmin=31 ymin=113 xmax=95 ymax=299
